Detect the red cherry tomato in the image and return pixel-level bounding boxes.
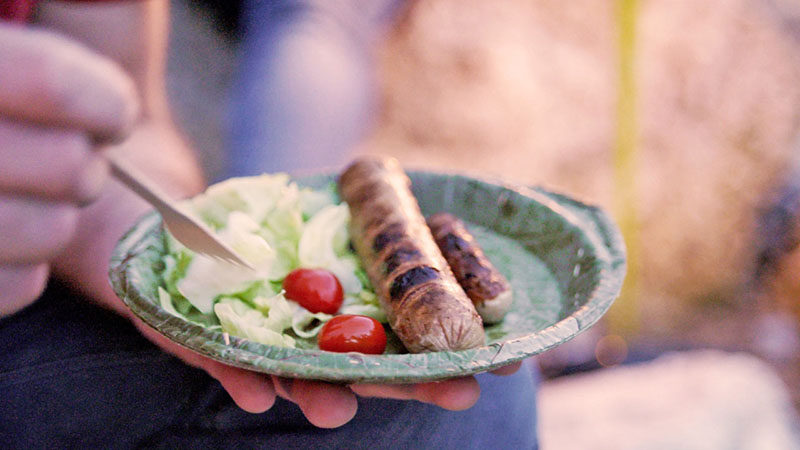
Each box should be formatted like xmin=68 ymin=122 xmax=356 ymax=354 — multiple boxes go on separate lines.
xmin=318 ymin=315 xmax=387 ymax=354
xmin=283 ymin=268 xmax=344 ymax=314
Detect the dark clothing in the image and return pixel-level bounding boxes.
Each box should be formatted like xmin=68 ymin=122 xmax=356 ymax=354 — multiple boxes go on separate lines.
xmin=1 ymin=282 xmax=539 ymax=448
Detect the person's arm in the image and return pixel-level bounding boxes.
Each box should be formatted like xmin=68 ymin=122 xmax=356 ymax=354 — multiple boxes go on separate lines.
xmin=13 ymin=0 xmax=515 ymax=428
xmin=19 ymin=0 xmax=278 ymax=414
xmin=36 ymin=0 xmax=205 ymax=308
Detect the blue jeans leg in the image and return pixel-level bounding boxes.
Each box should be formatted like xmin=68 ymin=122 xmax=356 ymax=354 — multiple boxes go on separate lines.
xmin=225 ymin=0 xmax=403 ymax=177
xmin=0 ymin=282 xmax=210 ymax=448
xmin=151 ymin=362 xmax=539 ymax=449
xmin=2 ymin=283 xmax=538 ymax=448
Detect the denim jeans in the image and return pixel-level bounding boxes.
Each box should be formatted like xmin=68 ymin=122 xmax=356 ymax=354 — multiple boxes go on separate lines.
xmin=1 ymin=282 xmax=539 ymax=448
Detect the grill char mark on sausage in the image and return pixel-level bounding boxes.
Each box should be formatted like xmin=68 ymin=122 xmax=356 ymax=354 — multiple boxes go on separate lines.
xmin=338 ymin=156 xmax=485 ymax=353
xmin=383 ymin=242 xmax=423 ymax=276
xmin=372 ymin=222 xmax=405 ymax=253
xmin=427 ymin=212 xmax=512 ymax=316
xmin=389 ymin=265 xmax=440 ymax=302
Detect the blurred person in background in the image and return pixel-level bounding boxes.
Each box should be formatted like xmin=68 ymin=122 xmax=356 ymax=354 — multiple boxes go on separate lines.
xmin=0 ymin=0 xmax=539 ymax=447
xmin=225 ymin=0 xmax=397 ymax=175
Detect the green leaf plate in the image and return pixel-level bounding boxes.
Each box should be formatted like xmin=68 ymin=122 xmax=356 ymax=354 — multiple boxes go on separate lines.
xmin=109 ymin=171 xmax=626 ymax=383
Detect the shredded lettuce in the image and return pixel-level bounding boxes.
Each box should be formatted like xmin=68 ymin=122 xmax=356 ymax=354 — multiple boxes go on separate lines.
xmin=158 ymin=174 xmax=381 ymax=349
xmin=298 ymin=204 xmax=362 ymax=294
xmin=214 ymin=298 xmax=296 ymax=347
xmin=249 ymin=291 xmax=294 ymax=329
xmin=300 ymin=184 xmax=337 ymax=219
xmin=340 ymin=291 xmax=386 ymax=323
xmin=190 ymin=173 xmax=294 ymax=227
xmin=158 ymin=287 xmax=220 ymax=329
xmin=159 ymin=287 xmax=182 ymax=319
xmin=291 ymin=307 xmax=333 ymax=339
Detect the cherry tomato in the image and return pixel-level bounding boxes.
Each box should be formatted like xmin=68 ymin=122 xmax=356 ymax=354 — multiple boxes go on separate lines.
xmin=318 ymin=315 xmax=387 ymax=354
xmin=283 ymin=268 xmax=344 ymax=314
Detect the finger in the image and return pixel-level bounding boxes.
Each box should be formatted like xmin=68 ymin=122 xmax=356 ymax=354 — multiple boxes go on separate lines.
xmin=351 ymin=376 xmax=481 ymax=411
xmin=490 ymin=361 xmax=522 ymax=376
xmin=0 ymin=119 xmax=108 ymax=204
xmin=0 ymin=263 xmax=49 ymax=316
xmin=204 ymin=362 xmax=277 ymax=414
xmin=418 ymin=377 xmax=481 ymax=410
xmin=0 ymin=196 xmax=78 ymax=264
xmin=0 ymin=24 xmax=139 ymax=141
xmin=274 ymin=377 xmax=358 ymax=428
xmin=129 ymin=318 xmax=276 ymax=413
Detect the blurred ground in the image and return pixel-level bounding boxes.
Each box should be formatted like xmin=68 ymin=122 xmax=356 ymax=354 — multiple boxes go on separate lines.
xmin=166 ymin=0 xmax=800 ymax=445
xmin=538 ymin=350 xmax=799 ymax=449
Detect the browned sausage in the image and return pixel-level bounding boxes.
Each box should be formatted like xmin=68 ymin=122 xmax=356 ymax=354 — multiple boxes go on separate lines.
xmin=338 ymin=156 xmax=485 ymax=352
xmin=427 ymin=212 xmax=512 ymax=324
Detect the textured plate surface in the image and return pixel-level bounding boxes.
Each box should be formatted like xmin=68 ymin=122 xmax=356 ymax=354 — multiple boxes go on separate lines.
xmin=109 ymin=171 xmax=626 ymax=383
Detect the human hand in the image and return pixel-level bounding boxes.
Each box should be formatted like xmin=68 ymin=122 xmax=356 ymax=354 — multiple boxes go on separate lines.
xmin=0 ymin=23 xmax=138 ymax=316
xmin=0 ymin=18 xmax=277 ymax=425
xmin=0 ymin=15 xmax=273 ymax=428
xmin=7 ymin=3 xmax=523 ymax=428
xmin=263 ymin=362 xmax=523 ymax=428
xmin=0 ymin=9 xmax=268 ymax=425
xmin=126 ymin=303 xmax=521 ymax=429
xmin=131 ymin=301 xmax=522 ymax=428
xmin=130 ymin=298 xmax=522 ymax=428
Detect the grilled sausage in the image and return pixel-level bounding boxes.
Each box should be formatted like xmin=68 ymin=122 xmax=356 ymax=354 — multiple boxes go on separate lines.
xmin=338 ymin=156 xmax=485 ymax=352
xmin=427 ymin=212 xmax=512 ymax=324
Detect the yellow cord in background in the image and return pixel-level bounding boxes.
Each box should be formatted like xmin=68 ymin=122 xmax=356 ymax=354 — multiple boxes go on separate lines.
xmin=608 ymin=0 xmax=641 ymax=336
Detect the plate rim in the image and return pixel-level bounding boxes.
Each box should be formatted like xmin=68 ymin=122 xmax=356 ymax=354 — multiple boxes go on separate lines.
xmin=109 ymin=170 xmax=626 ymax=383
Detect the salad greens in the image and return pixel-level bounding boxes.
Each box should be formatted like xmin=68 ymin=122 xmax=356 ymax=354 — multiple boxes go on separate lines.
xmin=158 ymin=174 xmax=384 ymax=348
